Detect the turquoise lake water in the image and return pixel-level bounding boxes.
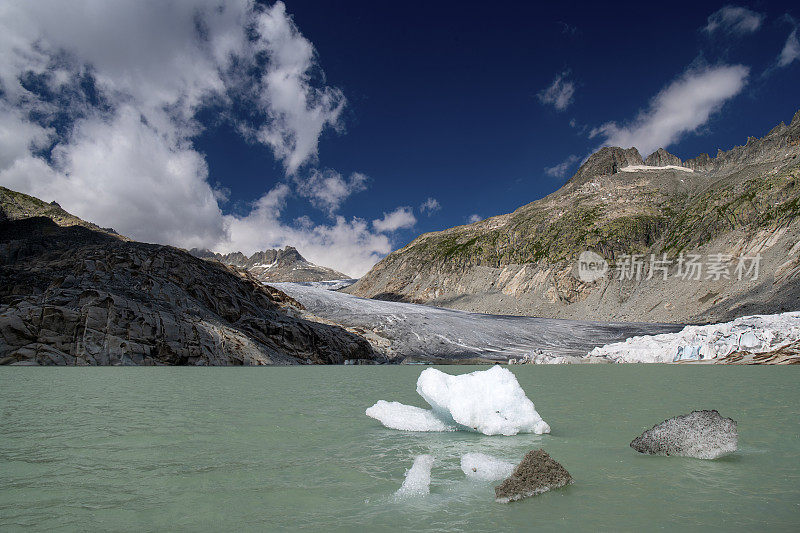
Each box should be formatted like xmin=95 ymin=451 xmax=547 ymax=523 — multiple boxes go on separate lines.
xmin=1 ymin=366 xmax=798 ymax=532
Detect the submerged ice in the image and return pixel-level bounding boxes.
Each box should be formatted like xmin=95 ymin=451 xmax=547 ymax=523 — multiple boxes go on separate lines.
xmin=366 ymin=366 xmax=550 ymax=436
xmin=395 ymin=455 xmax=434 ymax=497
xmin=365 ymin=401 xmax=455 ymax=432
xmin=461 ymin=453 xmax=515 ymax=481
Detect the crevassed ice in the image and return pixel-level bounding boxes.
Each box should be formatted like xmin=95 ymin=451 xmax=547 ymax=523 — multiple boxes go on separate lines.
xmin=395 ymin=455 xmax=434 ymax=497
xmin=460 ymin=453 xmax=515 ymax=481
xmin=365 ymin=366 xmax=550 ymax=436
xmin=365 ymin=400 xmax=455 ymax=431
xmin=588 ymin=312 xmax=800 ymax=363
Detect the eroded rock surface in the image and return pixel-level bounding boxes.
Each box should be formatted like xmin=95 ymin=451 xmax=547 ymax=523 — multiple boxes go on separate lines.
xmin=630 ymin=410 xmax=738 ymax=459
xmin=494 ymin=449 xmax=573 ymax=503
xmin=0 ymin=202 xmax=377 ymax=366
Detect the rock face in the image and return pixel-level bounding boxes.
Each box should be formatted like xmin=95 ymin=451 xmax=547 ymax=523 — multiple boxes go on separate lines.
xmin=569 ymin=146 xmax=644 ymax=184
xmin=630 ymin=410 xmax=738 ymax=459
xmin=0 ymin=191 xmax=377 ymax=366
xmin=347 ymin=110 xmax=800 ymax=324
xmin=189 ymin=246 xmax=348 ymax=283
xmin=494 ymin=449 xmax=573 ymax=503
xmin=644 ymin=148 xmax=682 ymax=167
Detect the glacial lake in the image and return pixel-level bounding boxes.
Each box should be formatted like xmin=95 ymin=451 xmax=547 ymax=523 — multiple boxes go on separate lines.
xmin=1 ymin=366 xmax=798 ymax=532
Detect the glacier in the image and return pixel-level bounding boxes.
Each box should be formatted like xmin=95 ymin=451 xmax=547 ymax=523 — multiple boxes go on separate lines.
xmin=587 ymin=312 xmax=800 ymax=363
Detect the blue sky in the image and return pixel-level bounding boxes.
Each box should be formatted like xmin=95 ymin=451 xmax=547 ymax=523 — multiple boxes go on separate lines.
xmin=0 ymin=1 xmax=798 ymax=276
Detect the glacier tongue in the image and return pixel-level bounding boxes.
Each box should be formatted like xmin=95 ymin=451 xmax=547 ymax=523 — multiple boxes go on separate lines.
xmin=365 ymin=366 xmax=550 ymax=436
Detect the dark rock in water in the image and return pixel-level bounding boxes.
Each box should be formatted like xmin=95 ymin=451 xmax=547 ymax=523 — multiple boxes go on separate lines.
xmin=494 ymin=449 xmax=573 ymax=502
xmin=630 ymin=410 xmax=738 ymax=459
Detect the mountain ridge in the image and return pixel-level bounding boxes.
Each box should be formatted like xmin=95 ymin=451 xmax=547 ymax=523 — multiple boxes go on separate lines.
xmin=346 ymin=109 xmax=800 ymax=323
xmin=189 ymin=246 xmax=349 ymax=283
xmin=0 ymin=189 xmax=377 ymax=365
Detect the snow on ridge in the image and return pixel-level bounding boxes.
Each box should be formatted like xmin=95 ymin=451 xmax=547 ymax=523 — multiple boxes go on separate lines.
xmin=587 ymin=311 xmax=800 ymax=363
xmin=619 ymin=164 xmax=694 ymax=173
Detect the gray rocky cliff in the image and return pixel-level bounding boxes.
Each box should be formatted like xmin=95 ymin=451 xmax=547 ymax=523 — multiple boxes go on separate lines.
xmin=0 ymin=195 xmax=377 ymax=366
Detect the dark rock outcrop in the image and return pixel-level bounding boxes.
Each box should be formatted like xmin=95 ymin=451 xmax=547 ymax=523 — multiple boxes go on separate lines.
xmin=494 ymin=449 xmax=573 ymax=502
xmin=0 ymin=193 xmax=378 ymax=366
xmin=645 ymin=148 xmax=682 ymax=167
xmin=630 ymin=410 xmax=738 ymax=459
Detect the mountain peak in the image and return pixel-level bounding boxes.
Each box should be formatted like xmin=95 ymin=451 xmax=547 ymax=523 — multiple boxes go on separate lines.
xmin=569 ymin=147 xmax=643 ymax=184
xmin=644 ymin=148 xmax=681 ymax=167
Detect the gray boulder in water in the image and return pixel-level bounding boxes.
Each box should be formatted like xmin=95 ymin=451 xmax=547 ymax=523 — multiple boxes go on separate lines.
xmin=494 ymin=449 xmax=573 ymax=503
xmin=630 ymin=410 xmax=738 ymax=459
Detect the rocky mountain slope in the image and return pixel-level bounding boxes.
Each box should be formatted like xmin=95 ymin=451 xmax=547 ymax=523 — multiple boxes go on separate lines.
xmin=0 ymin=188 xmax=376 ymax=365
xmin=190 ymin=246 xmax=348 ymax=283
xmin=347 ymin=110 xmax=800 ymax=323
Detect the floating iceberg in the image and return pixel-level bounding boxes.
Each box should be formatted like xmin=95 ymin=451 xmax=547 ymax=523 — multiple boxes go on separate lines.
xmin=461 ymin=453 xmax=515 ymax=481
xmin=366 ymin=366 xmax=550 ymax=436
xmin=365 ymin=400 xmax=455 ymax=432
xmin=395 ymin=455 xmax=434 ymax=497
xmin=587 ymin=312 xmax=800 ymax=363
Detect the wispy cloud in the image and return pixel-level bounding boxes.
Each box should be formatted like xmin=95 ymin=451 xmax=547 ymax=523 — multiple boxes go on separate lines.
xmin=544 ymin=154 xmax=581 ymax=178
xmin=589 ymin=64 xmax=749 ymax=156
xmin=537 ymin=71 xmax=575 ymax=111
xmin=467 ymin=214 xmax=483 ymax=224
xmin=419 ymin=197 xmax=441 ymax=215
xmin=778 ymin=28 xmax=800 ymax=67
xmin=703 ymin=5 xmax=764 ymax=35
xmin=372 ymin=207 xmax=416 ymax=233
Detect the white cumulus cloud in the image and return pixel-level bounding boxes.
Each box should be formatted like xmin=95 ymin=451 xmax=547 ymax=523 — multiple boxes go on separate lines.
xmin=537 ymin=71 xmax=575 ymax=111
xmin=372 ymin=207 xmax=417 ymax=233
xmin=589 ymin=64 xmax=749 ymax=156
xmin=704 ymin=5 xmax=764 ymax=35
xmin=0 ymin=0 xmax=401 ymax=277
xmin=295 ymin=169 xmax=368 ymax=215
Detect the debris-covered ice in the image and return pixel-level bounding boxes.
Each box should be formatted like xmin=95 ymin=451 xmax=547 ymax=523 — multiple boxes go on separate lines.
xmin=587 ymin=312 xmax=800 ymax=363
xmin=365 ymin=400 xmax=455 ymax=432
xmin=461 ymin=453 xmax=515 ymax=481
xmin=270 ymin=281 xmax=679 ymax=362
xmin=366 ymin=366 xmax=550 ymax=436
xmin=395 ymin=455 xmax=434 ymax=497
xmin=630 ymin=410 xmax=738 ymax=459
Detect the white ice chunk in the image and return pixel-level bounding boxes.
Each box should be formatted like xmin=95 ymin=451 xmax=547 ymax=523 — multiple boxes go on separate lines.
xmin=365 ymin=400 xmax=455 ymax=432
xmin=460 ymin=453 xmax=515 ymax=481
xmin=416 ymin=366 xmax=550 ymax=436
xmin=395 ymin=455 xmax=434 ymax=497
